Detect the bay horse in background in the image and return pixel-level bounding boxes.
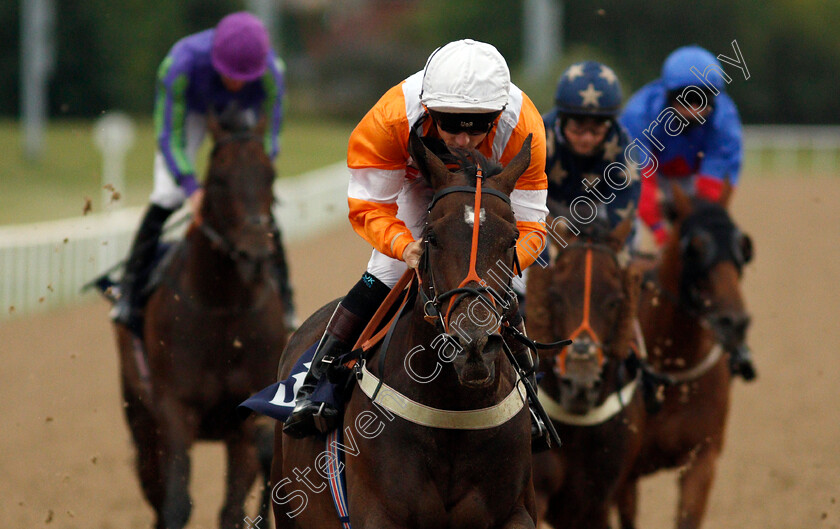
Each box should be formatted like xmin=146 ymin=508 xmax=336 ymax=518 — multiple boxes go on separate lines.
xmin=113 ymin=114 xmax=288 ymax=529
xmin=272 ymin=132 xmax=537 ymax=528
xmin=616 ymin=186 xmax=754 ymax=529
xmin=527 ymin=218 xmax=645 ymax=529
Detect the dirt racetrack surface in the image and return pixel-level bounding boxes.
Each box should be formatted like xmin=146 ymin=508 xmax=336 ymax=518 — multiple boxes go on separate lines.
xmin=2 ymin=176 xmax=839 ymax=528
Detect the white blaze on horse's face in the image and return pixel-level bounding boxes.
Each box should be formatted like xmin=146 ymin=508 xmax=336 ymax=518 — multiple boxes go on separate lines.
xmin=464 ymin=205 xmax=486 ymax=227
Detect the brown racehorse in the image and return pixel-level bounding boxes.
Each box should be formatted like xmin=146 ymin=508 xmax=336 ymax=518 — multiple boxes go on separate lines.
xmin=271 ymin=132 xmax=537 ymax=528
xmin=616 ymin=186 xmax=753 ymax=529
xmin=527 ymin=219 xmax=645 ymax=529
xmin=114 ymin=115 xmax=288 ymax=529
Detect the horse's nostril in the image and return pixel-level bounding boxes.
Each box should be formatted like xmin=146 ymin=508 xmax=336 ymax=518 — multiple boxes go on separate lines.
xmin=592 ymin=378 xmax=603 ymax=392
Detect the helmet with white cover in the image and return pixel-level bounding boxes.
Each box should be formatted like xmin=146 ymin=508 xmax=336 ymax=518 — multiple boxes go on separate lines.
xmin=420 ymin=39 xmax=510 ymax=113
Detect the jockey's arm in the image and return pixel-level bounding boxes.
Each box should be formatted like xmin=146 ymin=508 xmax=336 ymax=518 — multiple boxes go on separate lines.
xmin=619 ymin=86 xmax=666 ymax=240
xmin=695 ymin=95 xmax=743 ymax=202
xmin=606 ymin=161 xmax=641 ymax=230
xmin=346 ymin=86 xmax=416 ymax=261
xmin=154 ymin=53 xmax=200 ymax=198
xmin=638 ymin=172 xmax=668 ymax=245
xmin=261 ymin=54 xmax=285 ymax=160
xmin=504 ymin=98 xmax=549 ymax=270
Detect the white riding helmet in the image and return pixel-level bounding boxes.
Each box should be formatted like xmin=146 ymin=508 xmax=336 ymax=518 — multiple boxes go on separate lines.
xmin=421 ymin=39 xmax=510 ymax=113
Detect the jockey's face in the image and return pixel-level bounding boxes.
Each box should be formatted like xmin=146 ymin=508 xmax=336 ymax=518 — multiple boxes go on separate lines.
xmin=563 ymin=117 xmax=610 ymax=157
xmin=669 ymin=88 xmax=714 ymax=122
xmin=673 ymin=102 xmax=713 ymax=121
xmin=221 ymin=75 xmax=246 ymax=92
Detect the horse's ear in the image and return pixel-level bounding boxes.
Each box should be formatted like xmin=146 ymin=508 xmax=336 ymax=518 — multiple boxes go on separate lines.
xmin=408 ymin=127 xmax=451 ymax=190
xmin=254 ymin=113 xmax=268 ymax=138
xmin=670 ymin=182 xmax=693 ymax=219
xmin=607 ymin=216 xmax=634 ymax=252
xmin=495 ymin=134 xmax=532 ymax=195
xmin=718 ymin=180 xmax=733 ymax=208
xmin=207 ymin=108 xmax=226 ymax=142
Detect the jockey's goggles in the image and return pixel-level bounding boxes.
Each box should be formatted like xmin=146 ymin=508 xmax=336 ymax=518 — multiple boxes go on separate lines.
xmin=562 ymin=115 xmax=611 ymax=136
xmin=429 ymin=109 xmax=501 ymax=136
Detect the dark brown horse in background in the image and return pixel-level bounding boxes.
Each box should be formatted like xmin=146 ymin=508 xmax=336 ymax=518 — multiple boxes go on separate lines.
xmin=527 ymin=218 xmax=645 ymax=529
xmin=114 ymin=115 xmax=288 ymax=529
xmin=272 ymin=133 xmax=537 ymax=528
xmin=616 ymin=186 xmax=754 ymax=529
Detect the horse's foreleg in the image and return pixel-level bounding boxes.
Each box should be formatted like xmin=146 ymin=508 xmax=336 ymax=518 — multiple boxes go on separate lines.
xmin=676 ymin=446 xmax=720 ymax=529
xmin=220 ymin=422 xmax=261 ymax=529
xmin=157 ymin=400 xmax=199 ymax=529
xmin=615 ymin=477 xmax=639 ymax=529
xmin=122 ymin=382 xmax=164 ymax=511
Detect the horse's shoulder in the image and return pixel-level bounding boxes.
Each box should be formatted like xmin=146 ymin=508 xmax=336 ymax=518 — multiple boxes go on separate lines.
xmin=146 ymin=240 xmax=188 ymax=296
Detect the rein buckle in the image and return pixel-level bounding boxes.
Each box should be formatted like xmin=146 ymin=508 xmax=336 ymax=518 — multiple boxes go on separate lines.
xmin=423 ymin=299 xmax=439 ymax=324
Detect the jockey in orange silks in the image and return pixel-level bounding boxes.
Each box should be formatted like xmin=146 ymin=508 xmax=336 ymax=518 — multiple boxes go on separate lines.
xmin=284 ymin=39 xmax=551 ymax=445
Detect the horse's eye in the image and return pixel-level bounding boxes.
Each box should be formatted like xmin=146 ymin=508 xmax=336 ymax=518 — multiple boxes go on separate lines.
xmin=426 ymin=231 xmax=438 ymax=247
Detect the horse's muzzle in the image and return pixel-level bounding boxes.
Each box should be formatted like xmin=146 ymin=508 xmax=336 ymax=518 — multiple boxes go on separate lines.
xmin=451 ymin=333 xmax=503 ymax=388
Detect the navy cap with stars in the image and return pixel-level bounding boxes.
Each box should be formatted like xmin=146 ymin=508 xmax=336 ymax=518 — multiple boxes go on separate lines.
xmin=554 ymin=61 xmax=623 ymax=117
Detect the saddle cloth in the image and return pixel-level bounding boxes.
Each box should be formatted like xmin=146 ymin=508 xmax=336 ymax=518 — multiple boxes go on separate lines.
xmin=238 ymin=342 xmax=342 ymax=422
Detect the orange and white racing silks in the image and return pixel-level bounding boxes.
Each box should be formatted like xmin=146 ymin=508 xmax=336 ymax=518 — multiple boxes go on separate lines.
xmin=346 ymin=71 xmax=549 ymax=287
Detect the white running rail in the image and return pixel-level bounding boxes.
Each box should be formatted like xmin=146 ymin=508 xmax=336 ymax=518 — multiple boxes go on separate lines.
xmin=0 ymin=162 xmax=349 ymax=320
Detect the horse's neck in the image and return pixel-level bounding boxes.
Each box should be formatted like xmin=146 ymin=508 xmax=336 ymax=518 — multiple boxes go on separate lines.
xmin=181 ymin=229 xmax=263 ymax=307
xmin=376 ymin=303 xmax=513 ymax=411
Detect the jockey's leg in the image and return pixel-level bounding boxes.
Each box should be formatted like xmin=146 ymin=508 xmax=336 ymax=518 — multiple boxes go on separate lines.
xmin=285 ymin=177 xmax=430 ymax=437
xmin=111 ymin=204 xmax=175 ymax=334
xmin=114 ymin=116 xmax=204 ymax=334
xmin=283 ymin=271 xmax=390 ymax=438
xmin=269 ymin=216 xmax=297 ymax=330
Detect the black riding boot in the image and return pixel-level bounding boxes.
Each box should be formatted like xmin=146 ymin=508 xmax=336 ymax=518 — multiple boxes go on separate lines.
xmin=507 ymin=315 xmax=551 ymax=453
xmin=283 ymin=272 xmax=391 ymax=438
xmin=111 ymin=204 xmax=174 ymax=334
xmin=269 ymin=219 xmax=297 ymax=330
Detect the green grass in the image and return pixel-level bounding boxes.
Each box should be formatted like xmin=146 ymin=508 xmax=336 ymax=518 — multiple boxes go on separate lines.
xmin=0 ymin=117 xmax=355 ymax=226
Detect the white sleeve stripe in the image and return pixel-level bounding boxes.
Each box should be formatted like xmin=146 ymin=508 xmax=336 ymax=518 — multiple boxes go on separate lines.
xmin=510 ymin=188 xmax=548 ymax=223
xmin=493 ymin=84 xmax=525 ymax=160
xmin=348 ymin=167 xmax=406 ymax=203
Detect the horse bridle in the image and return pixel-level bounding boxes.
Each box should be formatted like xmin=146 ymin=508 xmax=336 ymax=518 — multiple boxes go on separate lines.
xmin=197 ymin=214 xmax=273 ymax=265
xmin=416 ymin=166 xmax=520 ymax=334
xmin=199 ymin=131 xmax=275 ymax=266
xmin=551 ymin=241 xmax=623 ymax=375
